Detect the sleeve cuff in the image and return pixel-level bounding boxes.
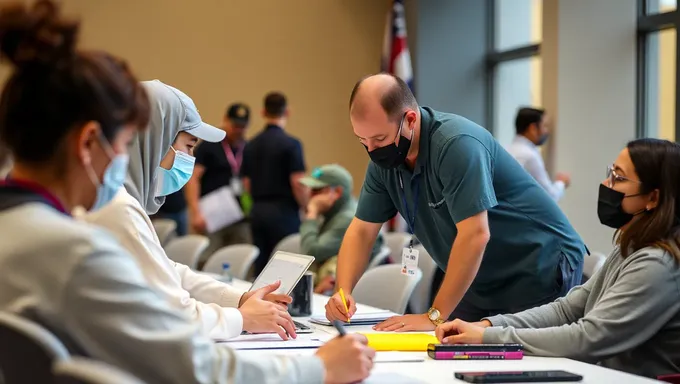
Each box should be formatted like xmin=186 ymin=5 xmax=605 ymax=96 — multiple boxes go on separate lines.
xmin=293 ymin=355 xmax=326 ymax=383
xmin=220 ymin=307 xmax=244 ymax=339
xmin=483 ymin=315 xmax=507 ymax=327
xmin=482 ymin=326 xmax=505 ymax=344
xmin=219 ymin=286 xmax=245 ymax=309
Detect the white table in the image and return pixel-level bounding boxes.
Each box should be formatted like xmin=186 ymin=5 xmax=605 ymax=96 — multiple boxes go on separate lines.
xmin=230 ymin=279 xmax=660 ymax=383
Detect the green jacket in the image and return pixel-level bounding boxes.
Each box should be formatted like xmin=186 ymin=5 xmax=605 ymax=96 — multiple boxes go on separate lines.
xmin=300 ymin=198 xmax=384 ymax=265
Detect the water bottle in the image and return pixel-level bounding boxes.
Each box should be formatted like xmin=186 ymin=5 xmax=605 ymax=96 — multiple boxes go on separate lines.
xmin=221 ymin=263 xmax=233 ymax=283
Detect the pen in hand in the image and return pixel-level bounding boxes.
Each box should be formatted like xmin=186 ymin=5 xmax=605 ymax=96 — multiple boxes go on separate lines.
xmin=332 ymin=319 xmax=347 ymax=336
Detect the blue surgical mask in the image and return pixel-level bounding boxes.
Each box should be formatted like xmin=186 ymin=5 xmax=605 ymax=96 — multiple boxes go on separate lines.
xmin=156 ymin=147 xmax=195 ymax=196
xmin=86 ymin=136 xmax=129 ymax=211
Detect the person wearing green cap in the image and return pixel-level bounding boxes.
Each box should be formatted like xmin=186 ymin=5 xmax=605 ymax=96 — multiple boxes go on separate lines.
xmin=298 ymin=164 xmax=384 ymax=292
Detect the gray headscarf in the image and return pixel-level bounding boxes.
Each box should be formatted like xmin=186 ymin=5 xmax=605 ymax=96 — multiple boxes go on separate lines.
xmin=125 ymin=80 xmax=186 ymax=215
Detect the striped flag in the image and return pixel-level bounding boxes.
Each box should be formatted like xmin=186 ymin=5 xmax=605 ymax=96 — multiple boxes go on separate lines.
xmin=381 ymin=0 xmax=413 ymax=91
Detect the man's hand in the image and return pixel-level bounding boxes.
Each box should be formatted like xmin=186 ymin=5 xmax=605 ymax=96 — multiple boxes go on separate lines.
xmin=239 ymin=289 xmax=292 ymax=309
xmin=238 ymin=281 xmax=297 ymax=340
xmin=373 ymin=313 xmax=435 ymax=332
xmin=556 ymin=172 xmax=571 ymax=188
xmin=324 ymin=291 xmax=356 ymax=322
xmin=316 ymin=333 xmax=375 ymax=384
xmin=190 ymin=210 xmax=207 ymax=233
xmin=435 ymin=319 xmax=486 ymax=344
xmin=306 ymin=190 xmax=339 ymax=218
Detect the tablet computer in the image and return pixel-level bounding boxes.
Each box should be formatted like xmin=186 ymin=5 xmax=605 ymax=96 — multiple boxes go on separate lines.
xmin=249 ymin=251 xmax=315 ymax=295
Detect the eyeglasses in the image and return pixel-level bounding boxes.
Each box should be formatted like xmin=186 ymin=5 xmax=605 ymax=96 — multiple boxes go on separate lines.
xmin=606 ymin=165 xmax=641 ymax=187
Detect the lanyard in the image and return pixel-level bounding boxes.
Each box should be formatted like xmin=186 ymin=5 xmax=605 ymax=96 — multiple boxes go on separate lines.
xmin=222 ymin=141 xmax=244 ymax=176
xmin=398 ymin=172 xmax=420 ymax=248
xmin=1 ymin=177 xmax=68 ymax=214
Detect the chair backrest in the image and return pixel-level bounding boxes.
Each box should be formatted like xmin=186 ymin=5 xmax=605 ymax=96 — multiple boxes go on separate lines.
xmin=583 ymin=251 xmax=607 ymax=281
xmin=272 ymin=233 xmax=301 ymax=256
xmin=352 ymin=264 xmax=422 ymax=314
xmin=53 ymin=358 xmax=145 ymax=384
xmin=0 ymin=311 xmax=70 ymax=384
xmin=151 ymin=219 xmax=177 ymax=247
xmin=384 ymin=232 xmax=411 ymax=261
xmin=202 ymin=244 xmax=260 ymax=280
xmin=164 ymin=235 xmax=210 ymax=269
xmin=367 ymin=245 xmax=392 ymax=270
xmin=408 ymin=244 xmax=440 ymax=314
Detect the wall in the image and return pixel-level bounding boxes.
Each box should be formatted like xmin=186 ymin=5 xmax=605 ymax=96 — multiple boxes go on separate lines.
xmin=0 ymin=0 xmax=398 ymax=196
xmin=544 ymin=0 xmax=637 ymax=254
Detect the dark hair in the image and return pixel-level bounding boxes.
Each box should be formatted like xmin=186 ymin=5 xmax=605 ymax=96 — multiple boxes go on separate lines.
xmin=264 ymin=92 xmax=287 ymax=118
xmin=616 ymin=138 xmax=680 ymax=261
xmin=0 ymin=0 xmax=150 ymax=164
xmin=349 ymin=73 xmax=417 ymax=122
xmin=515 ymin=107 xmax=545 ymax=135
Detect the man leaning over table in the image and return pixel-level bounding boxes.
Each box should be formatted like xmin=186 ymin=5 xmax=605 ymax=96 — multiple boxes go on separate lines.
xmin=325 ymin=73 xmax=587 ymax=330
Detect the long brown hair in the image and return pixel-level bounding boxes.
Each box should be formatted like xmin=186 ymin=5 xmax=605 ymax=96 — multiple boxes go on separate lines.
xmin=616 ymin=138 xmax=680 ymax=261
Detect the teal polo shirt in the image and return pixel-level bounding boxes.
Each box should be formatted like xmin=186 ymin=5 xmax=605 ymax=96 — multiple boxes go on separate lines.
xmin=356 ymin=107 xmax=586 ymax=308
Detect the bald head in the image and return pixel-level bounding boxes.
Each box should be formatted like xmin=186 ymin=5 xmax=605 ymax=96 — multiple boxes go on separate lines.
xmin=349 ymin=73 xmax=418 ymax=123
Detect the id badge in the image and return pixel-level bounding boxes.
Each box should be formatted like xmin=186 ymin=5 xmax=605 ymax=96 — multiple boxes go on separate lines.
xmin=230 ymin=177 xmax=243 ymax=195
xmin=401 ymin=247 xmax=419 ymax=276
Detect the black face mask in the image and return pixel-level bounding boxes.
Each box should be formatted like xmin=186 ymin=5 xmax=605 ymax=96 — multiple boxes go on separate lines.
xmin=597 ymin=184 xmax=646 ymax=229
xmin=365 ymin=113 xmax=412 ymax=169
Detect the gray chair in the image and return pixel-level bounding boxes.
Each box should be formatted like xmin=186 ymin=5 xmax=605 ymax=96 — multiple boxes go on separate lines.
xmin=367 ymin=245 xmax=392 ymax=269
xmin=53 ymin=358 xmax=145 ymax=384
xmin=352 ymin=264 xmax=422 ymax=314
xmin=272 ymin=233 xmax=301 ymax=255
xmin=0 ymin=311 xmax=70 ymax=384
xmin=407 ymin=244 xmax=440 ymax=314
xmin=384 ymin=232 xmax=411 ymax=261
xmin=164 ymin=235 xmax=210 ymax=270
xmin=202 ymin=244 xmax=260 ymax=280
xmin=151 ymin=218 xmax=177 ymax=247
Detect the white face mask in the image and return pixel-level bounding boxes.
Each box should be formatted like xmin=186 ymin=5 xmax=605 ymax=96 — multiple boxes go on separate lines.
xmin=155 ymin=147 xmax=195 ymax=197
xmin=84 ymin=135 xmax=129 ymax=211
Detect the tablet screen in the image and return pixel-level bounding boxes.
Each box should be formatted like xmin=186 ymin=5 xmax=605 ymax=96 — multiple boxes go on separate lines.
xmin=249 ymin=252 xmax=315 ymax=295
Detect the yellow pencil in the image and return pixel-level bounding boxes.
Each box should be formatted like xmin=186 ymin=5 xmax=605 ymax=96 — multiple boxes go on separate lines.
xmin=339 ymin=288 xmax=350 ymax=323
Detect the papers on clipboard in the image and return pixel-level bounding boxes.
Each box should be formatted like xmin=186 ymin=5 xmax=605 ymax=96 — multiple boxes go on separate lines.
xmin=199 ymin=186 xmax=244 ymax=233
xmin=216 ymin=334 xmax=328 ymax=350
xmin=308 ymin=311 xmax=397 ymax=326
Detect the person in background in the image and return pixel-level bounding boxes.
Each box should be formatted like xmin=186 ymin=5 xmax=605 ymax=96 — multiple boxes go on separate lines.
xmin=185 ymin=103 xmax=251 ymax=261
xmin=241 ymin=92 xmax=307 ymax=275
xmin=436 ymin=138 xmax=680 ymax=378
xmin=506 ymin=107 xmax=570 ymax=201
xmin=152 ymin=189 xmax=188 ymax=236
xmin=0 ymin=2 xmax=374 ymax=382
xmin=297 ymin=164 xmax=385 ymax=293
xmin=325 ymin=74 xmax=586 ymax=331
xmin=80 ymin=80 xmax=297 ymax=341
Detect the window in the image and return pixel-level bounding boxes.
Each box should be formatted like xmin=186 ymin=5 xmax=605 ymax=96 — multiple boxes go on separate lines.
xmin=493 ymin=57 xmax=543 ymax=147
xmin=486 ymin=0 xmax=542 ymax=142
xmin=637 ymin=0 xmax=679 ymax=141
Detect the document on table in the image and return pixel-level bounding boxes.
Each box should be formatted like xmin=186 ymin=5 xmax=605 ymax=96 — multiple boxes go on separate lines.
xmin=374 ymin=352 xmax=425 ymax=363
xmin=308 ymin=311 xmax=397 ymax=326
xmin=216 ymin=333 xmax=328 ymax=350
xmin=363 ymin=372 xmax=427 ymax=383
xmin=199 ymin=186 xmax=243 ymax=233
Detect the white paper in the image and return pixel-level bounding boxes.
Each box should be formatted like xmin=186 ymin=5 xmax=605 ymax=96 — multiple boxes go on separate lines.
xmin=308 ymin=311 xmax=397 ymax=326
xmin=217 ymin=333 xmax=327 ymax=350
xmin=374 ymin=352 xmax=425 ymax=363
xmin=199 ymin=186 xmax=244 ymax=233
xmin=363 ymin=372 xmax=427 ymax=383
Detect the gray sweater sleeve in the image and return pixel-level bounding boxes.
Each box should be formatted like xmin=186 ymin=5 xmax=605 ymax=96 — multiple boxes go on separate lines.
xmin=484 ymin=277 xmax=594 ymax=329
xmin=483 ymin=252 xmax=680 ymax=362
xmin=62 ymin=248 xmax=325 ymax=384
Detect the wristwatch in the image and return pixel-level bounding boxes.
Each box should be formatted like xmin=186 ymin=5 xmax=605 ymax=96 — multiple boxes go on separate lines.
xmin=427 ymin=307 xmax=445 ymax=326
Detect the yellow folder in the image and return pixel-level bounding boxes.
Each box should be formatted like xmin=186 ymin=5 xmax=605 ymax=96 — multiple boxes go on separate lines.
xmin=360 ymin=333 xmax=438 ymax=352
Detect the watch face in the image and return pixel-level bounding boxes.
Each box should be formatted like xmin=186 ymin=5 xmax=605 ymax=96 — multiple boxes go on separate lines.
xmin=429 ymin=309 xmax=440 ymax=320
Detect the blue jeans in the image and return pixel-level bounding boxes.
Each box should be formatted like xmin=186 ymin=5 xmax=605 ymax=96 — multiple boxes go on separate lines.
xmin=155 ymin=210 xmax=188 ymax=237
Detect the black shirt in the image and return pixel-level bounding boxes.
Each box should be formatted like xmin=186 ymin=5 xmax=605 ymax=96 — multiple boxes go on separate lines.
xmin=241 ymin=125 xmax=305 ymax=210
xmin=157 ymin=189 xmax=187 ymax=213
xmin=195 ymin=140 xmax=245 ymax=197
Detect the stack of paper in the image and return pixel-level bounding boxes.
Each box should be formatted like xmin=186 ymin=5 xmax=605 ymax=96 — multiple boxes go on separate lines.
xmin=216 ymin=334 xmax=328 ymax=350
xmin=308 ymin=311 xmax=398 ymax=326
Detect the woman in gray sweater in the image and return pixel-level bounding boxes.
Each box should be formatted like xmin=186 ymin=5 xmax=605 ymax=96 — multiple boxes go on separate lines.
xmin=436 ymin=138 xmax=680 ymax=378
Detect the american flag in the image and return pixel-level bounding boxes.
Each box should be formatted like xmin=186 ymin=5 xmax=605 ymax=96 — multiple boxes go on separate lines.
xmin=381 ymin=0 xmax=413 ymax=91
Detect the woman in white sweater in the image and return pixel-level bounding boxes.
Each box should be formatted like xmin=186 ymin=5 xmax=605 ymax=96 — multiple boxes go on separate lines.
xmin=80 ymin=79 xmax=298 ymax=341
xmin=436 ymin=138 xmax=680 ymax=378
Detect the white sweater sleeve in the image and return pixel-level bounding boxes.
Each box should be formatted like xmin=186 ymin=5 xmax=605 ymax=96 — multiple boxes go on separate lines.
xmin=174 ymin=262 xmax=245 ymax=308
xmin=79 ymin=190 xmax=244 ymax=340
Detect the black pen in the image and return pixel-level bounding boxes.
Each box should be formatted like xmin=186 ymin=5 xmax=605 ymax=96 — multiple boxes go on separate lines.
xmin=332 ymin=319 xmax=347 ymax=336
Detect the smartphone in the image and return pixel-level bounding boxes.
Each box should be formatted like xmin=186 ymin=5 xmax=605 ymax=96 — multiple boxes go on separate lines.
xmin=428 ymin=344 xmax=523 ymax=360
xmin=454 ymin=370 xmax=583 ymax=383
